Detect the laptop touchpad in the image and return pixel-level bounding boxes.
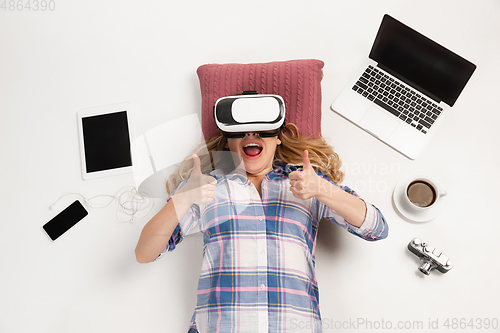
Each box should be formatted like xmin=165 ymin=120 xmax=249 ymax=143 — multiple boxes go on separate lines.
xmin=359 ymin=106 xmax=399 ymax=140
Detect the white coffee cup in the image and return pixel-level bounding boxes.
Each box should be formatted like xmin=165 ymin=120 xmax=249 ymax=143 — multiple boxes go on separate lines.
xmin=404 ymin=176 xmax=447 ymax=211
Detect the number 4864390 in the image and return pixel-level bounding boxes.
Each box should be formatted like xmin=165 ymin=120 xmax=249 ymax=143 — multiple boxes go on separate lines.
xmin=1 ymin=0 xmax=56 ymax=11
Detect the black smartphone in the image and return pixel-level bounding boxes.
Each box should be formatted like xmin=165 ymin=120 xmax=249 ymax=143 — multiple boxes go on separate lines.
xmin=43 ymin=200 xmax=89 ymax=241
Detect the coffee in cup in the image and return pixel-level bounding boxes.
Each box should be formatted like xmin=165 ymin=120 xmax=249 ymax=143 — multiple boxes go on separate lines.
xmin=407 ymin=181 xmax=436 ymax=207
xmin=404 ymin=176 xmax=446 ymax=210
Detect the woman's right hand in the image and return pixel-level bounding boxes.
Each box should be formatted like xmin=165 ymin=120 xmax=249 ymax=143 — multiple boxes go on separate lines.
xmin=175 ymin=154 xmax=217 ymax=205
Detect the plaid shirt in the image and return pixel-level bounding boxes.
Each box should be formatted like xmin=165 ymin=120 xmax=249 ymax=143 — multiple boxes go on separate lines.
xmin=158 ymin=163 xmax=388 ymax=333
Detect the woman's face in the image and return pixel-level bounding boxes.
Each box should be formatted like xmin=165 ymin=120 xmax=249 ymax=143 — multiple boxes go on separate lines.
xmin=225 ymin=132 xmax=281 ymax=177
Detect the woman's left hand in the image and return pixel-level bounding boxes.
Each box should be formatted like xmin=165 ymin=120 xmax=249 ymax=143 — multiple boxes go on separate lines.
xmin=289 ymin=150 xmax=326 ymax=200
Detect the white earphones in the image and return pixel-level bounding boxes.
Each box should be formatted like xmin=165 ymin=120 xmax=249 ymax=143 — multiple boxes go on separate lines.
xmin=49 ymin=187 xmax=154 ymax=223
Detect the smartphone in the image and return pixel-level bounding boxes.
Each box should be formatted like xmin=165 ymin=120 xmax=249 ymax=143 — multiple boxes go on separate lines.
xmin=43 ymin=200 xmax=89 ymax=241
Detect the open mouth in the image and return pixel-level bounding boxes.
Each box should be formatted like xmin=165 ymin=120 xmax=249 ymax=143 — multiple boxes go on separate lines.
xmin=242 ymin=143 xmax=263 ymax=158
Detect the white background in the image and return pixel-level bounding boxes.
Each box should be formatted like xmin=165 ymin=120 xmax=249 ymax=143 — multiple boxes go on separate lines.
xmin=1 ymin=0 xmax=499 ymax=332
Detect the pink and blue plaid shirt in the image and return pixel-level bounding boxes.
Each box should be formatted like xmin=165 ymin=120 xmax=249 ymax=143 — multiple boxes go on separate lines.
xmin=158 ymin=162 xmax=388 ymax=333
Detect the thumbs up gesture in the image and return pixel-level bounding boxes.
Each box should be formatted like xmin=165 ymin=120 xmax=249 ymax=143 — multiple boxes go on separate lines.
xmin=177 ymin=154 xmax=217 ymax=205
xmin=289 ymin=150 xmax=324 ymax=200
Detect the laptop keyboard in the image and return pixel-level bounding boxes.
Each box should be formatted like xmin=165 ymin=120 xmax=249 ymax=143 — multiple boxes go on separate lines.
xmin=352 ymin=65 xmax=443 ymax=134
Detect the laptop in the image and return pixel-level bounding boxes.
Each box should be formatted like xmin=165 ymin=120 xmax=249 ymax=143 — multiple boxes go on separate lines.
xmin=331 ymin=14 xmax=476 ymax=159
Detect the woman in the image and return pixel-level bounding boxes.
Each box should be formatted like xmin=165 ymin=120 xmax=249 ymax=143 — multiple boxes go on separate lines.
xmin=135 ymin=123 xmax=388 ymax=333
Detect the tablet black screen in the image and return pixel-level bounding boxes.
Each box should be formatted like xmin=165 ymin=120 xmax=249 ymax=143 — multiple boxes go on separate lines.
xmin=82 ymin=111 xmax=132 ymax=173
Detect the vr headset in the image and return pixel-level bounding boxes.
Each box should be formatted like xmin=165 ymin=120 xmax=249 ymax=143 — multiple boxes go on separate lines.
xmin=214 ymin=91 xmax=285 ymax=138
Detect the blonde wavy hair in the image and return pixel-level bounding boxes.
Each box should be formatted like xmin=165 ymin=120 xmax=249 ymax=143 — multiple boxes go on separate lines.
xmin=166 ymin=123 xmax=344 ymax=194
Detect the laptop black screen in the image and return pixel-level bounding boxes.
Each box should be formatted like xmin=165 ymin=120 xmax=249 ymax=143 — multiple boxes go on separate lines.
xmin=369 ymin=15 xmax=476 ymax=106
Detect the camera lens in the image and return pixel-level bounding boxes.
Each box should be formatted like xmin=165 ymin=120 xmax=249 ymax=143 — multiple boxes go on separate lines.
xmin=419 ymin=259 xmax=434 ymax=275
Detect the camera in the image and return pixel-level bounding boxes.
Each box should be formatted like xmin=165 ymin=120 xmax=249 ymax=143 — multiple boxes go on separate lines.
xmin=407 ymin=238 xmax=453 ymax=275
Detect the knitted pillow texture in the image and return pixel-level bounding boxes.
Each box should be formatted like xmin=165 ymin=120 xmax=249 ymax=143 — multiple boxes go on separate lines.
xmin=196 ymin=59 xmax=324 ymax=139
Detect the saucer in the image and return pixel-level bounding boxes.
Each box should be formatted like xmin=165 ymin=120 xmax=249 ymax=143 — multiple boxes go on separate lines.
xmin=392 ymin=176 xmax=447 ymax=223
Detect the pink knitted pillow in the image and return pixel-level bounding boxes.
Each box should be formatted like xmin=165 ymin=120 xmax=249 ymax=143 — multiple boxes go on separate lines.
xmin=197 ymin=59 xmax=324 ymax=139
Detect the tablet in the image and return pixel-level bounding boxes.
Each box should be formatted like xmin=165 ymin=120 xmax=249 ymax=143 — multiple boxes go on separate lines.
xmin=77 ymin=102 xmax=134 ymax=180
